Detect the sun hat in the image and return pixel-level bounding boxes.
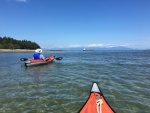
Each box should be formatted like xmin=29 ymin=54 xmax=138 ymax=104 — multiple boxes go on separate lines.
xmin=35 ymin=49 xmax=42 ymax=53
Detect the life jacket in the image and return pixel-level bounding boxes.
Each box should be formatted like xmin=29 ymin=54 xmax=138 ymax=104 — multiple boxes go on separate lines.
xmin=33 ymin=53 xmax=40 ymax=59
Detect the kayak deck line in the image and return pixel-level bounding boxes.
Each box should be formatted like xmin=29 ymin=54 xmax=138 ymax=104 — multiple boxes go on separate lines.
xmin=79 ymin=82 xmax=116 ymax=113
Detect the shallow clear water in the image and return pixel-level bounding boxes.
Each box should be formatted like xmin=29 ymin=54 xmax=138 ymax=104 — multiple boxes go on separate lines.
xmin=0 ymin=50 xmax=150 ymax=113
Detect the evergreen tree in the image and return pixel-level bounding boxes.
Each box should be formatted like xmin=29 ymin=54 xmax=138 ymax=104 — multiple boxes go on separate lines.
xmin=0 ymin=36 xmax=41 ymax=49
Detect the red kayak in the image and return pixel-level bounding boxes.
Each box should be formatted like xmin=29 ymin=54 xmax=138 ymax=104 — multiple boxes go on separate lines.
xmin=20 ymin=56 xmax=62 ymax=67
xmin=24 ymin=56 xmax=55 ymax=67
xmin=79 ymin=82 xmax=115 ymax=113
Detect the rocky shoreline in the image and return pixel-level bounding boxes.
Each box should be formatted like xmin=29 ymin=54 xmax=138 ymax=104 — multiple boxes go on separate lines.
xmin=0 ymin=49 xmax=35 ymax=52
xmin=0 ymin=49 xmax=64 ymax=52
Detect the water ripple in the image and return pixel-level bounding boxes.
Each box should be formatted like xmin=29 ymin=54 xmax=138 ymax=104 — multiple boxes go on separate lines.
xmin=0 ymin=51 xmax=150 ymax=113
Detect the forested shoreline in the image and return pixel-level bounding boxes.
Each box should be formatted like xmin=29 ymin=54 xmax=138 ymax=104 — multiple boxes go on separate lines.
xmin=0 ymin=36 xmax=40 ymax=49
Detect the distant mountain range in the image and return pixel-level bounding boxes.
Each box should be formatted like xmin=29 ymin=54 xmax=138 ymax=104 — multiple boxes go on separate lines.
xmin=69 ymin=46 xmax=134 ymax=50
xmin=43 ymin=46 xmax=135 ymax=51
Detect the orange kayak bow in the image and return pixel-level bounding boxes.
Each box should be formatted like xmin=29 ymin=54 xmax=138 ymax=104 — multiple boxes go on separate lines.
xmin=79 ymin=82 xmax=115 ymax=113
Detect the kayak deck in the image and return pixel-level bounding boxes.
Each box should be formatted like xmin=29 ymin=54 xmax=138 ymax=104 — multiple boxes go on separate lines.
xmin=79 ymin=82 xmax=115 ymax=113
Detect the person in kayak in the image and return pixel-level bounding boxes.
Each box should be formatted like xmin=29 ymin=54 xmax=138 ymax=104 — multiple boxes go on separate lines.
xmin=33 ymin=49 xmax=45 ymax=60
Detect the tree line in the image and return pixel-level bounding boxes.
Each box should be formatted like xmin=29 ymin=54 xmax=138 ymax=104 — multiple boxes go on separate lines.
xmin=0 ymin=36 xmax=41 ymax=49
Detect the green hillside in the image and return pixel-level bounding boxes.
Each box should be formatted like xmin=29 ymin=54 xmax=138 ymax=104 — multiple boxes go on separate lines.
xmin=0 ymin=36 xmax=40 ymax=49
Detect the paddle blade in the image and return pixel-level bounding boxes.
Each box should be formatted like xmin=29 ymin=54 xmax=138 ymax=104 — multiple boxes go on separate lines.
xmin=20 ymin=58 xmax=28 ymax=61
xmin=55 ymin=57 xmax=63 ymax=60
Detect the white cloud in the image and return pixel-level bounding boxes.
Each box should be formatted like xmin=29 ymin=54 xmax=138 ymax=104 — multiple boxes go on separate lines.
xmin=67 ymin=44 xmax=104 ymax=48
xmin=87 ymin=44 xmax=103 ymax=47
xmin=67 ymin=44 xmax=115 ymax=48
xmin=68 ymin=43 xmax=133 ymax=48
xmin=15 ymin=0 xmax=27 ymax=2
xmin=68 ymin=45 xmax=84 ymax=48
xmin=41 ymin=43 xmax=136 ymax=49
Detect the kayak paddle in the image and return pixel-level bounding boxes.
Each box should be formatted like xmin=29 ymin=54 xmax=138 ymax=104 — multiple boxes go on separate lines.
xmin=20 ymin=57 xmax=63 ymax=61
xmin=55 ymin=57 xmax=63 ymax=60
xmin=20 ymin=58 xmax=28 ymax=61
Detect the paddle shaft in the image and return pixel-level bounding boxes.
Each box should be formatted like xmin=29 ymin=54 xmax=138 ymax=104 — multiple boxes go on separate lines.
xmin=20 ymin=57 xmax=63 ymax=61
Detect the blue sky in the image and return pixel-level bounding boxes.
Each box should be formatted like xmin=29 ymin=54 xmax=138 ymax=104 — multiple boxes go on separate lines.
xmin=0 ymin=0 xmax=150 ymax=49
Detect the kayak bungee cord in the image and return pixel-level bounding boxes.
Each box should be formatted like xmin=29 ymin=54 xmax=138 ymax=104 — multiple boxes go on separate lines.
xmin=95 ymin=94 xmax=103 ymax=113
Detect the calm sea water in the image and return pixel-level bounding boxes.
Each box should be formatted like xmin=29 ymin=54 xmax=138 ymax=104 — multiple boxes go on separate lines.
xmin=0 ymin=50 xmax=150 ymax=113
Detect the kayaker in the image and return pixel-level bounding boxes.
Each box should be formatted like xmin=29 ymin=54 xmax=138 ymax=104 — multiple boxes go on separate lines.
xmin=33 ymin=49 xmax=45 ymax=60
